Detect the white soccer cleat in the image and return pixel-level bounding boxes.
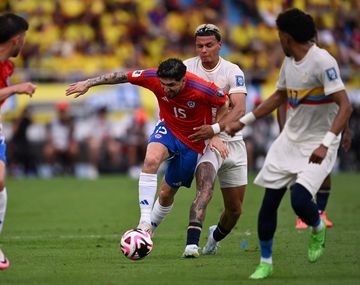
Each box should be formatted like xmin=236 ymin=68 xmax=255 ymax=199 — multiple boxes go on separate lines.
xmin=137 ymin=221 xmax=153 ymax=237
xmin=202 ymin=225 xmax=219 ymax=255
xmin=182 ymin=244 xmax=200 ymax=258
xmin=0 ymin=248 xmax=10 ymax=270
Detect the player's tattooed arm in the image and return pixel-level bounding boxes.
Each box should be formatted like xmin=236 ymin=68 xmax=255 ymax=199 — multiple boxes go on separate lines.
xmin=66 ymin=71 xmax=128 ymax=98
xmin=86 ymin=71 xmax=128 ymax=87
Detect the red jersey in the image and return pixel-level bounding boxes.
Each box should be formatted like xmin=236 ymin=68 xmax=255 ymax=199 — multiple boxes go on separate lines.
xmin=0 ymin=60 xmax=14 ymax=106
xmin=128 ymin=69 xmax=226 ymax=153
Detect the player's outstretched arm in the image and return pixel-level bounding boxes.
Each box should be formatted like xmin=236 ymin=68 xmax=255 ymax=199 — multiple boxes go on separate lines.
xmin=0 ymin=82 xmax=36 ymax=101
xmin=65 ymin=71 xmax=129 ymax=98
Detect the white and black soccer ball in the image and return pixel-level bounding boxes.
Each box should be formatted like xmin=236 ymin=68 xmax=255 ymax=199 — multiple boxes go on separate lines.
xmin=120 ymin=229 xmax=153 ymax=260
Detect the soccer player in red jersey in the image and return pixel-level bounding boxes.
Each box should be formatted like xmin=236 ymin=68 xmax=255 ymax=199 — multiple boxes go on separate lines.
xmin=66 ymin=58 xmax=227 ymax=234
xmin=0 ymin=13 xmax=36 ymax=270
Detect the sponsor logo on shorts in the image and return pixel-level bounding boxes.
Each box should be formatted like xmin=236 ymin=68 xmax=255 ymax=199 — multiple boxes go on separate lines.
xmin=155 ymin=134 xmax=162 ymax=139
xmin=173 ymin=181 xmax=182 ymax=187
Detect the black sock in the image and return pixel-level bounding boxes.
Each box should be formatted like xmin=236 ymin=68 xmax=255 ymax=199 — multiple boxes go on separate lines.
xmin=186 ymin=222 xmax=202 ymax=245
xmin=316 ymin=189 xmax=330 ymax=213
xmin=213 ymin=223 xmax=231 ymax=242
xmin=291 ymin=183 xmax=319 ymax=227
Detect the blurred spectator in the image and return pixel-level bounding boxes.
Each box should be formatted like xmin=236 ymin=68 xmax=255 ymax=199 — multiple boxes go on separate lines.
xmin=42 ymin=101 xmax=78 ymax=176
xmin=8 ymin=106 xmax=37 ymax=177
xmin=125 ymin=108 xmax=149 ymax=178
xmin=243 ymin=98 xmax=278 ymax=171
xmin=85 ymin=106 xmax=121 ymax=178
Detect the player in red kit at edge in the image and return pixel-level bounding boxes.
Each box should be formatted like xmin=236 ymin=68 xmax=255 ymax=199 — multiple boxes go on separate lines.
xmin=0 ymin=13 xmax=36 ymax=270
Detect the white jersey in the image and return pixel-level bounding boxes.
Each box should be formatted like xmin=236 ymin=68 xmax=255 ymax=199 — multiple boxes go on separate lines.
xmin=184 ymin=56 xmax=247 ymax=141
xmin=277 ymin=44 xmax=345 ymax=147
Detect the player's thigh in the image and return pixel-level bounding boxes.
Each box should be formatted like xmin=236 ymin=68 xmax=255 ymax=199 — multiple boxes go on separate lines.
xmin=0 ymin=142 xmax=6 ymax=188
xmin=165 ymin=147 xmax=199 ymax=188
xmin=218 ymin=140 xmax=247 ymax=188
xmin=196 ymin=146 xmax=221 ymax=173
xmin=297 ymin=149 xmax=337 ymax=196
xmin=254 ymin=135 xmax=297 ymax=189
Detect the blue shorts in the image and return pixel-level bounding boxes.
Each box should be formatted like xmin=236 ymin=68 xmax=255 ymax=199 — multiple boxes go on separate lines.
xmin=0 ymin=141 xmax=6 ymax=163
xmin=148 ymin=121 xmax=199 ymax=188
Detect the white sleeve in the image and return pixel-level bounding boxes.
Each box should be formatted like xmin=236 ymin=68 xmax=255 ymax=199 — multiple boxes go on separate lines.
xmin=227 ymin=65 xmax=247 ymax=95
xmin=318 ymin=54 xmax=345 ymax=95
xmin=276 ymin=59 xmax=286 ymax=90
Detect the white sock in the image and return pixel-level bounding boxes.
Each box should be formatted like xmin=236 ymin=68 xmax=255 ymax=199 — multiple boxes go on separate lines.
xmin=138 ymin=172 xmax=157 ymax=225
xmin=150 ymin=198 xmax=173 ymax=231
xmin=0 ymin=188 xmax=7 ymax=234
xmin=313 ymin=219 xmax=324 ymax=233
xmin=260 ymin=257 xmax=272 ymax=264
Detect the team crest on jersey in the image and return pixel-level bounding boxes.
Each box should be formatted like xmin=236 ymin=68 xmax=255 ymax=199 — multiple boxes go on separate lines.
xmin=216 ymin=89 xmax=225 ymax=98
xmin=326 ymin=67 xmax=337 ymax=81
xmin=187 ymin=101 xmax=195 ymax=108
xmin=235 ymin=75 xmax=244 ymax=86
xmin=132 ymin=70 xmax=143 ymax=77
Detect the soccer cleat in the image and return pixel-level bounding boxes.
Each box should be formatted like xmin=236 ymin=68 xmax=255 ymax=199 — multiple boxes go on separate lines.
xmin=308 ymin=219 xmax=326 ymax=263
xmin=0 ymin=248 xmax=10 ymax=270
xmin=320 ymin=212 xmax=333 ymax=228
xmin=295 ymin=217 xmax=308 ymax=229
xmin=249 ymin=262 xmax=273 ymax=279
xmin=136 ymin=222 xmax=153 ymax=237
xmin=182 ymin=244 xmax=200 ymax=258
xmin=202 ymin=225 xmax=219 ymax=255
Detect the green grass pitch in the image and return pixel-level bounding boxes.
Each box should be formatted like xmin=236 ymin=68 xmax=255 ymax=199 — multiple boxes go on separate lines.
xmin=1 ymin=173 xmax=359 ymax=285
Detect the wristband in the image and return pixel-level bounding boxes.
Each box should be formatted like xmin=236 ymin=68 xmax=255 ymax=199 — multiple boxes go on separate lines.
xmin=211 ymin=123 xmax=221 ymax=134
xmin=239 ymin=112 xmax=256 ymax=125
xmin=321 ymin=131 xmax=336 ymax=148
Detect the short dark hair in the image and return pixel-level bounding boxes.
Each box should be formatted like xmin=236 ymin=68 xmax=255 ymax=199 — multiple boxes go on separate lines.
xmin=157 ymin=58 xmax=186 ymax=81
xmin=195 ymin=24 xmax=221 ymax=41
xmin=0 ymin=13 xmax=29 ymax=44
xmin=276 ymin=8 xmax=316 ymax=43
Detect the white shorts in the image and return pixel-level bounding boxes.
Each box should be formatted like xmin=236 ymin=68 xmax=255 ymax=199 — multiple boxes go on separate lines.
xmin=254 ymin=132 xmax=338 ymax=196
xmin=197 ymin=139 xmax=247 ymax=188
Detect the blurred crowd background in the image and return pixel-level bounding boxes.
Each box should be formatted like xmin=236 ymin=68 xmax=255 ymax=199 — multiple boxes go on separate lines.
xmin=0 ymin=0 xmax=359 ymax=179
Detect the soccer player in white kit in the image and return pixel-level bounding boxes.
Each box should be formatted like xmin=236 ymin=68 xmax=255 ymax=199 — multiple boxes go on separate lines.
xmin=225 ymin=8 xmax=352 ymax=279
xmin=182 ymin=24 xmax=248 ymax=257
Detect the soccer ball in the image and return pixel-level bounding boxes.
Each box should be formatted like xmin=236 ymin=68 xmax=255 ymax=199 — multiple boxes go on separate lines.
xmin=120 ymin=229 xmax=153 ymax=260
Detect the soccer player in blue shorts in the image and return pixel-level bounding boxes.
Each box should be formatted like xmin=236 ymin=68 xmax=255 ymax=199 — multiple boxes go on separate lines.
xmin=0 ymin=13 xmax=36 ymax=270
xmin=66 ymin=58 xmax=227 ymax=237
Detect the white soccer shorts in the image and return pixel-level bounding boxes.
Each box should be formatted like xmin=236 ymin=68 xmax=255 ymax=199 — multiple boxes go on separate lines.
xmin=197 ymin=139 xmax=247 ymax=188
xmin=254 ymin=132 xmax=338 ymax=196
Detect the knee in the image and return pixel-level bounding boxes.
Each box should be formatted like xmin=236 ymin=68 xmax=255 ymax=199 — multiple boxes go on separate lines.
xmin=226 ymin=205 xmax=242 ymax=220
xmin=143 ymin=154 xmax=162 ymax=173
xmin=290 ymin=184 xmax=312 ymax=213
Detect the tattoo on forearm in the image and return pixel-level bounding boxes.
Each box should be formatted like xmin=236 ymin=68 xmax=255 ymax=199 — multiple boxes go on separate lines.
xmin=87 ymin=71 xmax=128 ymax=86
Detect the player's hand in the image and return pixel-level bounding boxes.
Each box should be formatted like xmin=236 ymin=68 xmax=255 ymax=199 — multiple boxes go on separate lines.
xmin=65 ymin=80 xmax=89 ymax=98
xmin=189 ymin=125 xmax=214 ymax=141
xmin=308 ymin=145 xmax=328 ymax=164
xmin=14 ymin=82 xmax=37 ymax=97
xmin=209 ymin=136 xmax=229 ymax=159
xmin=225 ymin=121 xmax=244 ymax=137
xmin=342 ymin=128 xmax=352 ymax=152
